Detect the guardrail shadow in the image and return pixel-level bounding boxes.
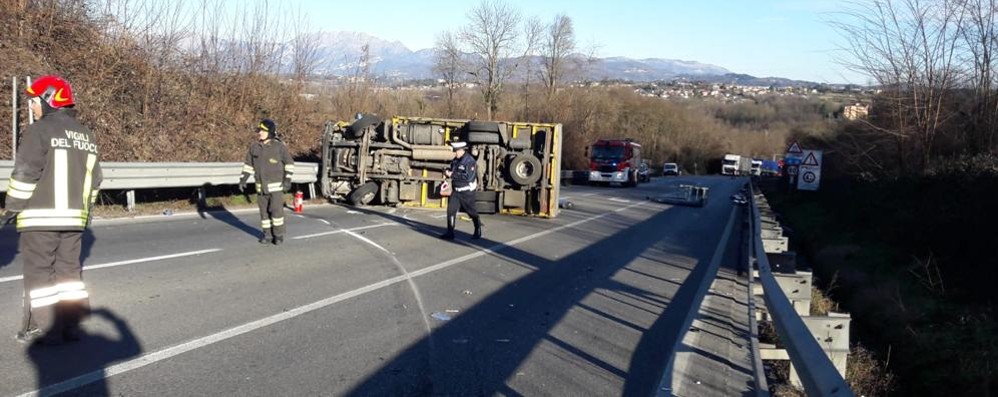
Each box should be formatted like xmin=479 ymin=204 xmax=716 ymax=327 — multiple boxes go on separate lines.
xmin=27 ymin=307 xmax=142 ymax=396
xmin=340 ymin=203 xmax=719 ymax=396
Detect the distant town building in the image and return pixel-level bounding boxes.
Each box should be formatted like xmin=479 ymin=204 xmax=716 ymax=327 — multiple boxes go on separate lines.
xmin=843 ymin=103 xmax=870 ymax=120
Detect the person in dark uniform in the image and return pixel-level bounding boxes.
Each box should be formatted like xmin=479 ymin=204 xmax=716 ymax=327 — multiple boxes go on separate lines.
xmin=441 ymin=141 xmax=482 ymax=240
xmin=239 ymin=119 xmax=294 ymax=245
xmin=2 ymin=75 xmax=102 ymax=345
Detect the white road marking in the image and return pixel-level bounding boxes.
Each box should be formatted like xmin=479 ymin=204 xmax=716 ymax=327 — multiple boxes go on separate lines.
xmin=609 ymin=197 xmax=631 ymax=203
xmin=319 ymin=219 xmax=331 ymax=226
xmin=16 ymin=201 xmax=647 ymax=397
xmin=580 ymin=193 xmax=597 ymax=197
xmin=291 ymin=223 xmax=396 ymax=240
xmin=0 ymin=249 xmax=223 ymax=284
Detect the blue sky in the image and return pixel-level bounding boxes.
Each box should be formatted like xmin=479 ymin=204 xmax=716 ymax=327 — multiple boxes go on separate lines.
xmin=292 ymin=0 xmax=864 ymax=84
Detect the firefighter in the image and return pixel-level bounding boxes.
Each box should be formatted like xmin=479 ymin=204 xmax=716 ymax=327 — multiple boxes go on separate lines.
xmin=1 ymin=75 xmax=102 ymax=345
xmin=239 ymin=119 xmax=294 ymax=245
xmin=440 ymin=141 xmax=482 ymax=240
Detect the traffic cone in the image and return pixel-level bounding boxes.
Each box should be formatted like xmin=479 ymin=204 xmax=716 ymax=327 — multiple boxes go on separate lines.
xmin=294 ymin=191 xmax=304 ymax=213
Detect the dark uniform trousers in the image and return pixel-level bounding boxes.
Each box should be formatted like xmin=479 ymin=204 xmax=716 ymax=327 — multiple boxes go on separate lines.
xmin=19 ymin=231 xmax=89 ymax=334
xmin=446 ymin=189 xmax=479 ymax=231
xmin=258 ymin=192 xmax=286 ymax=240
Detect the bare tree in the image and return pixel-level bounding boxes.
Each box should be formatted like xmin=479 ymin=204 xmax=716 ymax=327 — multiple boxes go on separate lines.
xmin=836 ymin=0 xmax=965 ymax=173
xmin=959 ymin=0 xmax=998 ymax=153
xmin=434 ymin=31 xmax=465 ymax=118
xmin=459 ymin=0 xmax=522 ymax=120
xmin=520 ymin=16 xmax=543 ymax=120
xmin=540 ymin=14 xmax=576 ymax=98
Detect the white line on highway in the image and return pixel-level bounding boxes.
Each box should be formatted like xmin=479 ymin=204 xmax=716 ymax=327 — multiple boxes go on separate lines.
xmin=609 ymin=197 xmax=631 ymax=203
xmin=291 ymin=223 xmax=396 ymax=240
xmin=16 ymin=201 xmax=646 ymax=397
xmin=0 ymin=249 xmax=223 ymax=284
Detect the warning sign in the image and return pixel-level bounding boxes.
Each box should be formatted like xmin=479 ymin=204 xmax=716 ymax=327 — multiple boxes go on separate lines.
xmin=786 ymin=141 xmax=803 ymax=155
xmin=802 ymin=151 xmax=819 ymax=166
xmin=798 ymin=150 xmax=823 ymax=191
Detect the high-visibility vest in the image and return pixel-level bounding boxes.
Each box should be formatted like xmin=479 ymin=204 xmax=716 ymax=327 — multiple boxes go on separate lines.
xmin=5 ymin=109 xmax=102 ymax=231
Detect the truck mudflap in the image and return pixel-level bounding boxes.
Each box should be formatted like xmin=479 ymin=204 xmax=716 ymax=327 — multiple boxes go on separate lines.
xmin=320 ymin=116 xmax=562 ymax=218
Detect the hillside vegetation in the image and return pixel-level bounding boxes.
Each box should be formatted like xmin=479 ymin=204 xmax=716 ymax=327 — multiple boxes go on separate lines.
xmin=0 ymin=0 xmax=833 ymax=169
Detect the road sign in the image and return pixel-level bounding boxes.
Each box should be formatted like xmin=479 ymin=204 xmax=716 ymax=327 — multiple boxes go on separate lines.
xmin=787 ymin=165 xmax=799 ymax=176
xmin=802 ymin=171 xmax=816 ymax=183
xmin=786 ymin=141 xmax=803 ymax=155
xmin=798 ymin=150 xmax=822 ymax=191
xmin=802 ymin=151 xmax=819 ymax=166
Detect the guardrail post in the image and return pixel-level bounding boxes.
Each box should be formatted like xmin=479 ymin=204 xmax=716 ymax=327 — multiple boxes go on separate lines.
xmin=308 ymin=183 xmax=316 ymax=200
xmin=126 ymin=190 xmax=136 ymax=212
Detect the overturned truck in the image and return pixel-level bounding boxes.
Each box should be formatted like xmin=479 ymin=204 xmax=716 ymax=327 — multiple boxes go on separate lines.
xmin=320 ymin=116 xmax=562 ymax=217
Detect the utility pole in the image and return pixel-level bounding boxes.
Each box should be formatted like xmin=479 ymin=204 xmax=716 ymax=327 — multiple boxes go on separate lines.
xmin=11 ymin=76 xmax=16 ymax=160
xmin=25 ymin=76 xmax=34 ymax=125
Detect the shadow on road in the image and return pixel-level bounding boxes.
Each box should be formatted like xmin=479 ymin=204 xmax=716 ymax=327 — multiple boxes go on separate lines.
xmin=27 ymin=307 xmax=142 ymax=396
xmin=338 ymin=199 xmax=732 ymax=396
xmin=197 ymin=205 xmax=260 ymax=240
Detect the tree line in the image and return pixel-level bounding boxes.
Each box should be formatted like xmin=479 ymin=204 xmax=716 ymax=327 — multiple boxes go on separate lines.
xmin=0 ymin=0 xmax=823 ymax=171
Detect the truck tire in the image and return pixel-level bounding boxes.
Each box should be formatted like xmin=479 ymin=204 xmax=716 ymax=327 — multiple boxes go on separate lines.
xmin=348 ymin=182 xmax=378 ymax=206
xmin=507 ymin=154 xmax=543 ymax=186
xmin=467 ymin=132 xmax=501 ymax=144
xmin=475 ymin=200 xmax=497 ymax=214
xmin=466 ymin=121 xmax=500 ymax=133
xmin=475 ymin=191 xmax=498 ymax=203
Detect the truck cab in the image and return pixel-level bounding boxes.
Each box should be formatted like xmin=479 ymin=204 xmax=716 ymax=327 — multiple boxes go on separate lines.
xmin=587 ymin=139 xmax=643 ymax=187
xmin=722 ymin=154 xmax=741 ymax=176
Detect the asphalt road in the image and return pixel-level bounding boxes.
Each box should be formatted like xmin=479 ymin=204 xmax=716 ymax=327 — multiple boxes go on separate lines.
xmin=0 ymin=176 xmax=753 ymax=396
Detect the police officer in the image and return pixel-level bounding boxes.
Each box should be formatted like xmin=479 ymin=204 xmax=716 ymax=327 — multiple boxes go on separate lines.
xmin=441 ymin=141 xmax=482 ymax=240
xmin=2 ymin=75 xmax=102 ymax=344
xmin=239 ymin=119 xmax=294 ymax=245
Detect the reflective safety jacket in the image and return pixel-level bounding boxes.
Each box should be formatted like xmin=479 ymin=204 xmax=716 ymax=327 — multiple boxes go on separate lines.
xmin=449 ymin=152 xmax=478 ymax=192
xmin=5 ymin=109 xmax=102 ymax=231
xmin=242 ymin=139 xmax=294 ymax=194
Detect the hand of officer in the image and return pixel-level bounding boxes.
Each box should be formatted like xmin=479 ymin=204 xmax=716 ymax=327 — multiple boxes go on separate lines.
xmin=0 ymin=210 xmax=18 ymax=226
xmin=238 ymin=175 xmax=249 ymax=192
xmin=282 ymin=180 xmax=292 ymax=192
xmin=444 ymin=170 xmax=453 ymax=178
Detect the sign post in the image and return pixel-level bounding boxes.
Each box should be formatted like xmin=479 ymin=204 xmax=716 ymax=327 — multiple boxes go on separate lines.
xmin=798 ymin=150 xmax=823 ymax=191
xmin=785 ymin=141 xmax=804 ymax=190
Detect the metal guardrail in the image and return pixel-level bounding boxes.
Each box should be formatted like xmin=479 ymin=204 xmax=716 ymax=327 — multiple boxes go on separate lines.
xmin=749 ymin=184 xmax=854 ymax=397
xmin=0 ymin=161 xmax=318 ymax=192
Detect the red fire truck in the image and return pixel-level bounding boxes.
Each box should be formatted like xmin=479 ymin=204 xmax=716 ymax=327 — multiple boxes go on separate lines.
xmin=586 ymin=138 xmax=644 ymax=187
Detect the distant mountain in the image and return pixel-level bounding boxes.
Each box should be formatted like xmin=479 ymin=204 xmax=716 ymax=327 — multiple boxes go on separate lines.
xmin=670 ymin=73 xmax=819 ymax=88
xmin=306 ymin=31 xmax=812 ymax=85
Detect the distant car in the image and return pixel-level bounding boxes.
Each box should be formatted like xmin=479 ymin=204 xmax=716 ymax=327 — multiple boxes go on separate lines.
xmin=637 ymin=161 xmax=651 ymax=183
xmin=662 ymin=162 xmax=681 ymax=176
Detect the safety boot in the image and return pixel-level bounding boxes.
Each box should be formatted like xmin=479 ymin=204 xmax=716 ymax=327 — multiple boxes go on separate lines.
xmin=273 ymin=236 xmax=284 ymax=245
xmin=440 ymin=215 xmax=456 ymax=240
xmin=472 ymin=217 xmax=482 ymax=240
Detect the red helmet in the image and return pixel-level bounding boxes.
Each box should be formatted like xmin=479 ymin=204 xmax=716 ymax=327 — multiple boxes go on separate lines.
xmin=26 ymin=75 xmax=75 ymax=108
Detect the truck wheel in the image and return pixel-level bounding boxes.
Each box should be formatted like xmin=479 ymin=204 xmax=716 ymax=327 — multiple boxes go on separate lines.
xmin=348 ymin=182 xmax=378 ymax=206
xmin=467 ymin=132 xmax=501 ymax=144
xmin=466 ymin=121 xmax=500 ymax=133
xmin=507 ymin=154 xmax=543 ymax=186
xmin=474 ymin=200 xmax=497 ymax=214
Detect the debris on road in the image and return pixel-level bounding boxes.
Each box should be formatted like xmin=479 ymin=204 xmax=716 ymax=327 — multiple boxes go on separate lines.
xmin=462 ymin=290 xmax=473 ymax=295
xmin=558 ymin=199 xmax=575 ymax=209
xmin=162 ymin=209 xmax=174 ymax=216
xmin=431 ymin=312 xmax=452 ymax=321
